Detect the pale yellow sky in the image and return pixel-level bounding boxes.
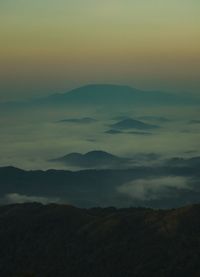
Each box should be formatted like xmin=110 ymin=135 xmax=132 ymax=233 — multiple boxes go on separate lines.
xmin=0 ymin=0 xmax=200 ymax=100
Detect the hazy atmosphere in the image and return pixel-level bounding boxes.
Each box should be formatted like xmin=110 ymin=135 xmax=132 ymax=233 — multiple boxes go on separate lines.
xmin=1 ymin=2 xmax=200 ymax=277
xmin=0 ymin=0 xmax=200 ymax=208
xmin=0 ymin=94 xmax=200 ymax=170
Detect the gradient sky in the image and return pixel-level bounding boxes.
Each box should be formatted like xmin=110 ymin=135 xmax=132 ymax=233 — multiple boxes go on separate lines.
xmin=0 ymin=0 xmax=200 ymax=101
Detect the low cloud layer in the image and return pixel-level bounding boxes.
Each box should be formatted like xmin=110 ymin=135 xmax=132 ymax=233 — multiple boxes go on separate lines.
xmin=117 ymin=176 xmax=191 ymax=201
xmin=0 ymin=98 xmax=199 ymax=170
xmin=2 ymin=193 xmax=60 ymax=205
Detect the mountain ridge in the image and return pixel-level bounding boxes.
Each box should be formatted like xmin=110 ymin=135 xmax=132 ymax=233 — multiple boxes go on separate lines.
xmin=1 ymin=84 xmax=199 ymax=112
xmin=0 ymin=159 xmax=200 ymax=209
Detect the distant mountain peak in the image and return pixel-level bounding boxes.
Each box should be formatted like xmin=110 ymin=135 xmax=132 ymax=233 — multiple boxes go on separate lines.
xmin=1 ymin=84 xmax=199 ymax=112
xmin=50 ymin=150 xmax=129 ymax=169
xmin=110 ymin=118 xmax=159 ymax=130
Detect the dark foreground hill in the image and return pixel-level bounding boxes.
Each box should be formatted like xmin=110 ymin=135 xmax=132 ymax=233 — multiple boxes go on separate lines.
xmin=1 ymin=203 xmax=200 ymax=277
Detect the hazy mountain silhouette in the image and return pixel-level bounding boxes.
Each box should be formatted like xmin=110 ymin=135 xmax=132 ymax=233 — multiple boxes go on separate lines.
xmin=128 ymin=131 xmax=153 ymax=135
xmin=105 ymin=129 xmax=123 ymax=134
xmin=1 ymin=203 xmax=200 ymax=276
xmin=50 ymin=150 xmax=130 ymax=168
xmin=167 ymin=156 xmax=200 ymax=168
xmin=110 ymin=118 xmax=159 ymax=130
xmin=42 ymin=84 xmax=200 ymax=106
xmin=105 ymin=129 xmax=152 ymax=135
xmin=1 ymin=84 xmax=199 ymax=112
xmin=57 ymin=117 xmax=96 ymax=124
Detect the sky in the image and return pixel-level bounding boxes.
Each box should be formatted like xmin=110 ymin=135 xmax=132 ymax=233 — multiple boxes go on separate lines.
xmin=0 ymin=0 xmax=200 ymax=101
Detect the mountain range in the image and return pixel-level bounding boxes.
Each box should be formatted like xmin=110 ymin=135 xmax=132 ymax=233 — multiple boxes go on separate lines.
xmin=1 ymin=84 xmax=199 ymax=112
xmin=0 ymin=155 xmax=200 ymax=208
